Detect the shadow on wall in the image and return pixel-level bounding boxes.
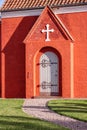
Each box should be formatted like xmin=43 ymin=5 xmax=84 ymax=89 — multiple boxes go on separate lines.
xmin=1 ymin=16 xmax=38 ymax=98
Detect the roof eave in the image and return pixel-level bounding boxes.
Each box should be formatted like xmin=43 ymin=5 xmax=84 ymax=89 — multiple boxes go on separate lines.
xmin=1 ymin=3 xmax=87 ymax=12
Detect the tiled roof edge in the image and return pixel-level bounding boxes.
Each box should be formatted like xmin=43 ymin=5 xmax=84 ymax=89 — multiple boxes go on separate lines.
xmin=1 ymin=2 xmax=87 ymax=12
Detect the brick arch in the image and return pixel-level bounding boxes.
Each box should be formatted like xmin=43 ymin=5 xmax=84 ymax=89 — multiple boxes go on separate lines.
xmin=35 ymin=46 xmax=62 ymax=97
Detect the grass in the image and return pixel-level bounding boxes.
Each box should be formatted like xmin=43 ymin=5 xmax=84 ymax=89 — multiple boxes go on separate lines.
xmin=48 ymin=99 xmax=87 ymax=122
xmin=0 ymin=99 xmax=69 ymax=130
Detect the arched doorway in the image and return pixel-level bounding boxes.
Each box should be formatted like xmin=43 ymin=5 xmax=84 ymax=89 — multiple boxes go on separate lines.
xmin=39 ymin=51 xmax=59 ymax=96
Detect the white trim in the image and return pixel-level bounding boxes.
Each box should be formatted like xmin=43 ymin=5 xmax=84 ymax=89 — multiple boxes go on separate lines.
xmin=54 ymin=5 xmax=87 ymax=14
xmin=70 ymin=43 xmax=74 ymax=98
xmin=1 ymin=9 xmax=43 ymax=18
xmin=1 ymin=5 xmax=87 ymax=18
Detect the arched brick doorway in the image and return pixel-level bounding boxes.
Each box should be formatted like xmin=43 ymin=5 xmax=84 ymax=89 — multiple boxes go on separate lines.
xmin=35 ymin=47 xmax=62 ymax=97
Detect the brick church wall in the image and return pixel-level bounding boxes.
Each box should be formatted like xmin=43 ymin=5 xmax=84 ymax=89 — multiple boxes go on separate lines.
xmin=1 ymin=16 xmax=38 ymax=98
xmin=1 ymin=11 xmax=87 ymax=98
xmin=59 ymin=12 xmax=87 ymax=98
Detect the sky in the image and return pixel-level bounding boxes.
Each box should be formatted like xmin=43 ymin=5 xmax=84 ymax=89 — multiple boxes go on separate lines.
xmin=0 ymin=0 xmax=5 ymax=7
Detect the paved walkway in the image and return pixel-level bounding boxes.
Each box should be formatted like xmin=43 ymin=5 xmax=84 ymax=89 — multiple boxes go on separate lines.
xmin=22 ymin=99 xmax=87 ymax=130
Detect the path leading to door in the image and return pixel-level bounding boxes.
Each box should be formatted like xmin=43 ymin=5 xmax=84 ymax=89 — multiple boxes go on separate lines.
xmin=22 ymin=99 xmax=87 ymax=130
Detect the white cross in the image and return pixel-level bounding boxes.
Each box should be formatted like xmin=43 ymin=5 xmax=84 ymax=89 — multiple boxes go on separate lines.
xmin=42 ymin=24 xmax=54 ymax=41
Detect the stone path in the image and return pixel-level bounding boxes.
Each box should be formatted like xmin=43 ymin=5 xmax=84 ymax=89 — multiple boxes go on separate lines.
xmin=22 ymin=99 xmax=87 ymax=130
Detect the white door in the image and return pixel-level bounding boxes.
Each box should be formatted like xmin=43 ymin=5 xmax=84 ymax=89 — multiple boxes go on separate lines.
xmin=40 ymin=51 xmax=59 ymax=96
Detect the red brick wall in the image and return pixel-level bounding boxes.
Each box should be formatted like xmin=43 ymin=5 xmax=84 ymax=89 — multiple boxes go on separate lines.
xmin=24 ymin=8 xmax=72 ymax=98
xmin=1 ymin=11 xmax=87 ymax=98
xmin=59 ymin=12 xmax=87 ymax=98
xmin=1 ymin=16 xmax=38 ymax=98
xmin=25 ymin=41 xmax=71 ymax=98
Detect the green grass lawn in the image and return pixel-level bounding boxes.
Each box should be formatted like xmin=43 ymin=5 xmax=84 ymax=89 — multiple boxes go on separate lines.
xmin=0 ymin=99 xmax=69 ymax=130
xmin=48 ymin=99 xmax=87 ymax=122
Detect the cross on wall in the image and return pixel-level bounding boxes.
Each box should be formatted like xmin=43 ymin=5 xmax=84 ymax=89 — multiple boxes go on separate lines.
xmin=41 ymin=24 xmax=54 ymax=41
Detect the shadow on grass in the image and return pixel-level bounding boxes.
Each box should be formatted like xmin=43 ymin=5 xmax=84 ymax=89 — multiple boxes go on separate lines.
xmin=0 ymin=115 xmax=64 ymax=130
xmin=48 ymin=101 xmax=87 ymax=122
xmin=48 ymin=106 xmax=87 ymax=113
xmin=62 ymin=102 xmax=87 ymax=107
xmin=48 ymin=101 xmax=87 ymax=112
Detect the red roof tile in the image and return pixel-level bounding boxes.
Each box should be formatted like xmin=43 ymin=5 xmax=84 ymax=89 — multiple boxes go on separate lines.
xmin=1 ymin=0 xmax=87 ymax=11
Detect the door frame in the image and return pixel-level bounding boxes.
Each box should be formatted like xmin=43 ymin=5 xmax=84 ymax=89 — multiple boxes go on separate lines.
xmin=35 ymin=47 xmax=62 ymax=97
